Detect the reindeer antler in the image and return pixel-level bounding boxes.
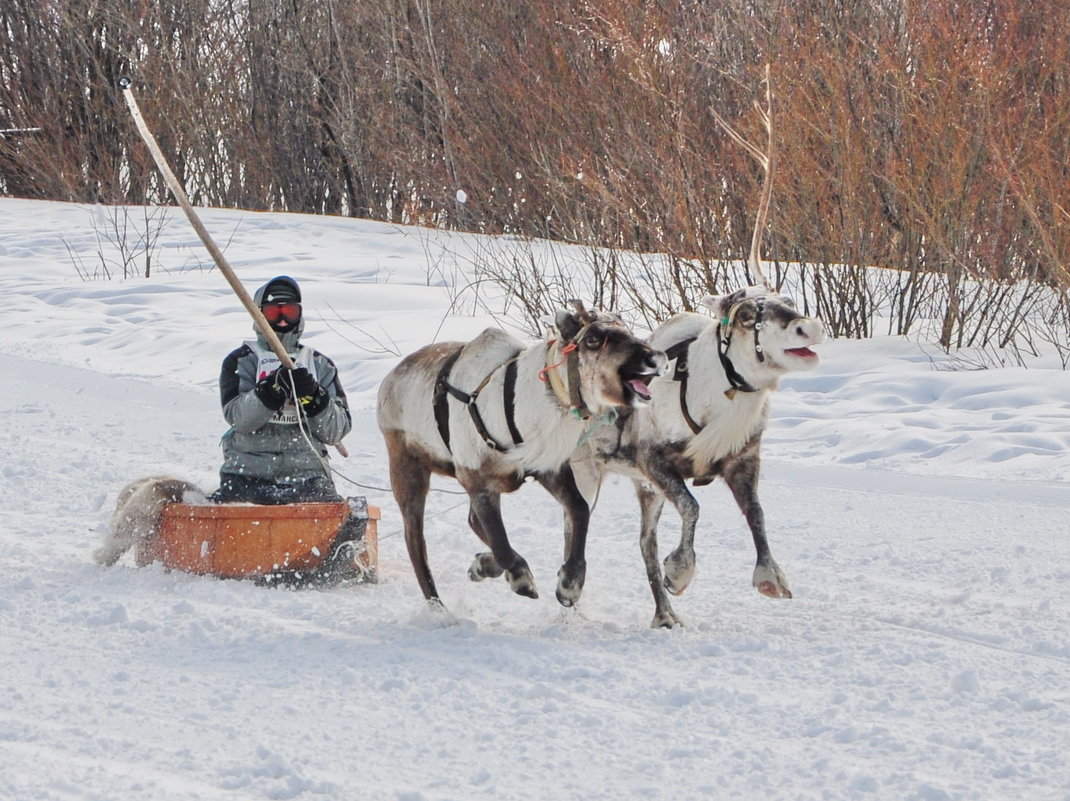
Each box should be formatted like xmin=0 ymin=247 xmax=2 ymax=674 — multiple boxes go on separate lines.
xmin=711 ymin=64 xmax=775 ymax=291
xmin=567 ymin=298 xmax=597 ymax=324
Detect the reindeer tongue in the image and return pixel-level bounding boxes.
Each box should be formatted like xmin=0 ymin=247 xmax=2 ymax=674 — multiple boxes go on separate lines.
xmin=628 ymin=378 xmax=652 ymax=400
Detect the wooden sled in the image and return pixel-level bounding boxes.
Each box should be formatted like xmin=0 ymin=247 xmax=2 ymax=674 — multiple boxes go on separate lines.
xmin=137 ymin=497 xmax=379 ymax=585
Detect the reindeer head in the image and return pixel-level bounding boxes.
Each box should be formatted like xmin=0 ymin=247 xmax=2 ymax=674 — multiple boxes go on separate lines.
xmin=701 ymin=286 xmax=824 ymax=385
xmin=551 ymin=301 xmax=667 ymax=412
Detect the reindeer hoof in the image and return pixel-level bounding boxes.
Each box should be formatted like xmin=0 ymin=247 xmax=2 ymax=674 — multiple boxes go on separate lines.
xmin=651 ymin=608 xmax=684 ymax=629
xmin=468 ymin=552 xmax=504 ymax=582
xmin=554 ymin=582 xmax=581 ymax=607
xmin=514 ymin=584 xmax=539 ymax=599
xmin=663 ymin=575 xmax=688 ymax=596
xmin=756 ymin=581 xmax=793 ymax=599
xmin=663 ymin=548 xmax=696 ymax=596
xmin=753 ymin=563 xmax=792 ymax=598
xmin=505 ymin=567 xmax=538 ymax=599
xmin=555 ymin=563 xmax=587 ymax=608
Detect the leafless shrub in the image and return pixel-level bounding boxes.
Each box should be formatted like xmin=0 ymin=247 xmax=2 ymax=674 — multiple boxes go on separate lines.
xmin=1035 ymin=291 xmax=1070 ymax=369
xmin=66 ymin=204 xmax=171 ymax=281
xmin=321 ymin=305 xmax=402 ymax=358
xmin=2 ymin=0 xmax=1068 ymax=365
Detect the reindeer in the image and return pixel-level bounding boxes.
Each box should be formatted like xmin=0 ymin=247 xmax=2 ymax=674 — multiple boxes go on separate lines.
xmin=571 ymin=289 xmax=824 ymax=626
xmin=94 ymin=476 xmax=206 ymax=567
xmin=376 ymin=303 xmax=666 ymax=612
xmin=571 ymin=67 xmax=826 ymax=627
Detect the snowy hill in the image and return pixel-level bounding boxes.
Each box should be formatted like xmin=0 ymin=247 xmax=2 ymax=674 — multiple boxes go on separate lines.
xmin=2 ymin=198 xmax=1068 ymax=801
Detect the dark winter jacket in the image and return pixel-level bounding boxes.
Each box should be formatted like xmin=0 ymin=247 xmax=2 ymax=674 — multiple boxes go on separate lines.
xmin=217 ymin=285 xmax=351 ymax=485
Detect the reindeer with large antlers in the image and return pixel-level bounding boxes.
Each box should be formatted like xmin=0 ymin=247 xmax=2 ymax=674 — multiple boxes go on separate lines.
xmin=570 ymin=67 xmax=826 ymax=627
xmin=377 ymin=302 xmax=665 ymax=614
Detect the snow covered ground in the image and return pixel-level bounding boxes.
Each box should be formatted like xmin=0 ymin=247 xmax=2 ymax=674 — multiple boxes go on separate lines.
xmin=1 ymin=198 xmax=1068 ymax=801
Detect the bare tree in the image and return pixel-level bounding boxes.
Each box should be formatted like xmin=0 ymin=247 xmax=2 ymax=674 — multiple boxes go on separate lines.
xmin=1 ymin=0 xmax=1067 ymax=364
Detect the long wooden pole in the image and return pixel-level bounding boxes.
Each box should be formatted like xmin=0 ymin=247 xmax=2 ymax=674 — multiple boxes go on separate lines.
xmin=118 ymin=77 xmax=295 ymax=370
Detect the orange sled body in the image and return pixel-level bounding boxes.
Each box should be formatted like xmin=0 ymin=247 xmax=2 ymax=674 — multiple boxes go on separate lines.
xmin=137 ymin=498 xmax=379 ymax=583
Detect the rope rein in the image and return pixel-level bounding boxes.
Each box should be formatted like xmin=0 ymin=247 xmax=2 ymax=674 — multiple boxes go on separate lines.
xmin=538 ymin=340 xmax=576 ymax=382
xmin=292 ymin=321 xmax=615 ymax=500
xmin=285 ymin=371 xmax=465 ymax=498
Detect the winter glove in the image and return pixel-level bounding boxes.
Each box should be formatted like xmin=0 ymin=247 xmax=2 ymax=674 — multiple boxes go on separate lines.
xmin=285 ymin=367 xmax=320 ymax=399
xmin=302 ymin=387 xmax=330 ymax=417
xmin=285 ymin=367 xmax=330 ymax=417
xmin=254 ymin=370 xmax=287 ymax=411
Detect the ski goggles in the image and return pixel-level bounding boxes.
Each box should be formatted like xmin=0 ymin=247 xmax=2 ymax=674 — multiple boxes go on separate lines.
xmin=262 ymin=302 xmax=301 ymax=324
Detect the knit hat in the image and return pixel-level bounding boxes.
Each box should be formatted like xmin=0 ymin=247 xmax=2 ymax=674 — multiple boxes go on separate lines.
xmin=260 ymin=276 xmax=301 ymax=306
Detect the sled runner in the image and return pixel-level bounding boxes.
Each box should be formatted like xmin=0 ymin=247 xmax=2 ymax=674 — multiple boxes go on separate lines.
xmin=137 ymin=497 xmax=379 ymax=585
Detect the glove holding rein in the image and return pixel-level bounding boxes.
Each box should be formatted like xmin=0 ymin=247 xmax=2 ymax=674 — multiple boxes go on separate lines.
xmin=286 ymin=367 xmax=330 ymax=416
xmin=254 ymin=369 xmax=287 ymax=410
xmin=254 ymin=367 xmax=329 ymax=416
xmin=255 ymin=365 xmax=329 ymax=414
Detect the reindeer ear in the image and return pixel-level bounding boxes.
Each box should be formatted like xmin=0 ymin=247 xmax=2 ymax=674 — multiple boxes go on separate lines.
xmin=700 ymin=289 xmax=746 ymax=321
xmin=555 ymin=309 xmax=584 ymax=341
xmin=539 ymin=314 xmax=558 ymax=338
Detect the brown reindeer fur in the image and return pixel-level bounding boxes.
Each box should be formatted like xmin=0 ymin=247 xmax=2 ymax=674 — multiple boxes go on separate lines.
xmin=377 ymin=307 xmax=665 ymax=611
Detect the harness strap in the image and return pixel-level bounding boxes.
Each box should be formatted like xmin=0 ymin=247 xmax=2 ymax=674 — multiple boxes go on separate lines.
xmin=752 ymin=297 xmax=767 ymax=363
xmin=541 ymin=340 xmax=591 ymax=419
xmin=665 ymin=338 xmax=704 ymax=435
xmin=503 ymin=359 xmax=524 ymax=446
xmin=436 ymin=352 xmax=524 ymax=454
xmin=717 ymin=323 xmax=760 ymax=400
xmin=565 ymin=345 xmax=591 ymax=419
xmin=433 ymin=348 xmax=464 ymax=451
xmin=543 ymin=356 xmax=571 ymax=408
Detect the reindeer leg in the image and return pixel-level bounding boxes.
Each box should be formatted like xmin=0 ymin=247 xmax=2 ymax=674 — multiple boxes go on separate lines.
xmin=635 ymin=480 xmax=682 ymax=628
xmin=723 ymin=450 xmax=791 ymax=599
xmin=535 ymin=465 xmax=590 ymax=608
xmin=467 ymin=489 xmax=538 ymax=599
xmin=384 ymin=431 xmax=443 ymax=609
xmin=642 ymin=460 xmax=699 ymax=596
xmin=467 ymin=503 xmax=505 ymax=582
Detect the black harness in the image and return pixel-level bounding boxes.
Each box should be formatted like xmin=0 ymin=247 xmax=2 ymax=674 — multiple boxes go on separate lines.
xmin=432 ymin=319 xmax=616 ymax=452
xmin=717 ymin=295 xmax=766 ymax=399
xmin=664 ymin=338 xmax=705 ymax=435
xmin=716 ymin=325 xmax=760 ymax=398
xmin=433 ymin=349 xmax=524 ymax=453
xmin=666 ymin=300 xmax=767 ymax=434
